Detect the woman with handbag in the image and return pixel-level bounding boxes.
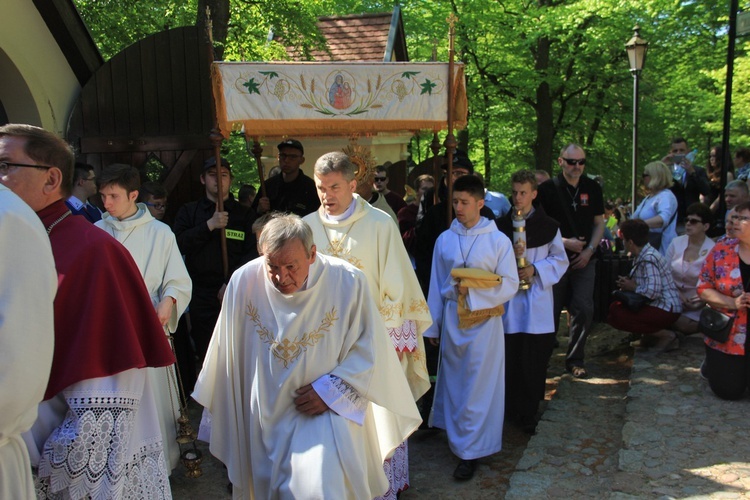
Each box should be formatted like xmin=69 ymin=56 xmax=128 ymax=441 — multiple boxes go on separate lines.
xmin=664 ymin=203 xmax=715 ymax=337
xmin=697 ymin=201 xmax=750 ymax=400
xmin=632 ymin=161 xmax=678 ymax=255
xmin=607 ymin=219 xmax=682 ymax=351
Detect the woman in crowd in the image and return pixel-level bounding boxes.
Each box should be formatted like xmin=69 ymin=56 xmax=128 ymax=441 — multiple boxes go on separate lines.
xmin=697 ymin=201 xmax=750 ymax=400
xmin=706 ymin=145 xmax=733 ymax=211
xmin=608 ymin=219 xmax=682 ymax=351
xmin=664 ymin=203 xmax=715 ymax=337
xmin=632 ymin=161 xmax=678 ymax=255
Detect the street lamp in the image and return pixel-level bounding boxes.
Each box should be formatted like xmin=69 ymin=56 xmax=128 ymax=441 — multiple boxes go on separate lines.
xmin=625 ymin=25 xmax=648 ymax=215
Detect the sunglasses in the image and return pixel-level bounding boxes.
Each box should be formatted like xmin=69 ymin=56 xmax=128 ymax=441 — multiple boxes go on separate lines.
xmin=685 ymin=217 xmax=703 ymax=225
xmin=562 ymin=158 xmax=586 ymax=166
xmin=374 ymin=177 xmax=387 ymax=182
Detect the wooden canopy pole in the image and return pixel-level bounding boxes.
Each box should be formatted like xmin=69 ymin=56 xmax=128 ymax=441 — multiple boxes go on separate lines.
xmin=246 ymin=135 xmax=267 ymax=198
xmin=206 ymin=7 xmax=228 ymax=279
xmin=430 ymin=133 xmax=441 ymax=205
xmin=444 ymin=13 xmax=458 ymax=228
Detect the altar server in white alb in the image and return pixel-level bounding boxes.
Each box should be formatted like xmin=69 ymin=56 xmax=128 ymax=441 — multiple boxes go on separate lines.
xmin=303 ymin=151 xmax=432 ymax=498
xmin=496 ymin=169 xmax=568 ymax=435
xmin=96 ymin=163 xmax=192 ymax=472
xmin=0 ymin=184 xmax=56 ymax=499
xmin=425 ymin=174 xmax=518 ymax=481
xmin=193 ymin=214 xmax=421 ymax=499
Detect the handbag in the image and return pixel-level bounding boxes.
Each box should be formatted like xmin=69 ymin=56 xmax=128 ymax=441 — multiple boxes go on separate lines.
xmin=612 ymin=289 xmax=651 ymax=311
xmin=699 ymin=305 xmax=734 ymax=343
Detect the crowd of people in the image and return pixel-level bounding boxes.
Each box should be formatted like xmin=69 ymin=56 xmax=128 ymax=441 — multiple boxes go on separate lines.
xmin=2 ymin=124 xmax=750 ymax=500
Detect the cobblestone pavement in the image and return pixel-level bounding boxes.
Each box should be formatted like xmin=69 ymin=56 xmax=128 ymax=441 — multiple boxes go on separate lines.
xmin=508 ymin=332 xmax=750 ymax=499
xmin=170 ymin=324 xmax=750 ymax=499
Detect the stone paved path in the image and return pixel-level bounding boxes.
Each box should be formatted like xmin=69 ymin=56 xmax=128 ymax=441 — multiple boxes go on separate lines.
xmin=169 ymin=326 xmax=750 ymax=499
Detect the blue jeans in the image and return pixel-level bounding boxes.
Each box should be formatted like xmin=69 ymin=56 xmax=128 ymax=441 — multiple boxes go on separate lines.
xmin=553 ymin=258 xmax=597 ymax=368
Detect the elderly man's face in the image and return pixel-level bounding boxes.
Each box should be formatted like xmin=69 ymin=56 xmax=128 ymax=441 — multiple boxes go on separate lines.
xmin=0 ymin=135 xmax=51 ymax=211
xmin=264 ymin=239 xmax=316 ymax=294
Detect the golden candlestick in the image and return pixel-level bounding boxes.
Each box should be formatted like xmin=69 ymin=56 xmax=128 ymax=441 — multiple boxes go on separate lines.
xmin=512 ymin=208 xmax=531 ymax=290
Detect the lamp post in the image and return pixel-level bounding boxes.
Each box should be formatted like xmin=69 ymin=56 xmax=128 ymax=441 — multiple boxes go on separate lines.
xmin=625 ymin=26 xmax=648 ymax=214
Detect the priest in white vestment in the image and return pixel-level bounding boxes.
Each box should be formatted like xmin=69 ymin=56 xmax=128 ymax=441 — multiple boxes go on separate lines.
xmin=193 ymin=214 xmax=421 ymax=500
xmin=0 ymin=184 xmax=56 ymax=499
xmin=96 ymin=164 xmax=192 ymax=471
xmin=303 ymin=151 xmax=432 ymax=498
xmin=424 ymin=175 xmax=519 ymax=480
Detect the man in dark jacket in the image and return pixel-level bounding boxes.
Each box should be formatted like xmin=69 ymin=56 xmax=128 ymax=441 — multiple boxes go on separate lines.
xmin=173 ymin=157 xmax=256 ymax=391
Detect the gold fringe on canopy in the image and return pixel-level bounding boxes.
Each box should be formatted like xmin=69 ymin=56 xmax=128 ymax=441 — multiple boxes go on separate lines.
xmin=211 ymin=62 xmax=467 ymax=139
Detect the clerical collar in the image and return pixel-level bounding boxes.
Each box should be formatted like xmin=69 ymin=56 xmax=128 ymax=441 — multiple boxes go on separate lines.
xmin=325 ymin=198 xmax=357 ymax=221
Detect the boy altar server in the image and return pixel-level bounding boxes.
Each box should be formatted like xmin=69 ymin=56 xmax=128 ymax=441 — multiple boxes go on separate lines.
xmin=497 ymin=170 xmax=568 ymax=434
xmin=425 ymin=174 xmax=518 ymax=480
xmin=96 ymin=163 xmax=192 ymax=471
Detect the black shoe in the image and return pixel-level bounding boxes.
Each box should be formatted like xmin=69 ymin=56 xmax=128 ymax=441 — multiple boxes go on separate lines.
xmin=453 ymin=459 xmax=477 ymax=480
xmin=518 ymin=415 xmax=538 ymax=435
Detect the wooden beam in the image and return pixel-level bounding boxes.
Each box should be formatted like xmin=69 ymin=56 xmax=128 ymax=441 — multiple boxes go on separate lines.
xmin=163 ymin=149 xmax=198 ymax=194
xmin=79 ymin=135 xmax=212 ymax=153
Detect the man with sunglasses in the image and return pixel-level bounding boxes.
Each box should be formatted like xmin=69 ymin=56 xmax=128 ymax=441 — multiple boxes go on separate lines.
xmin=373 ymin=164 xmax=407 ymax=215
xmin=252 ymin=139 xmax=320 ymax=217
xmin=537 ymin=143 xmax=604 ymax=379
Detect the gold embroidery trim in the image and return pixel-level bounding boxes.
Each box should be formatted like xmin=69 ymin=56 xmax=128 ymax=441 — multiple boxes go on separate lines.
xmin=246 ymin=302 xmax=338 ymax=368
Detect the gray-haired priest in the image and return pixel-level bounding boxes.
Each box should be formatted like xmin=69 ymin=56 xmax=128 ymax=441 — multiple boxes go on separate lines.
xmin=192 ymin=214 xmax=421 ymax=499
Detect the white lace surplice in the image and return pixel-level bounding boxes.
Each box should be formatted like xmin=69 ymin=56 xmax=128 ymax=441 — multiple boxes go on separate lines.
xmin=33 ymin=368 xmax=172 ymax=500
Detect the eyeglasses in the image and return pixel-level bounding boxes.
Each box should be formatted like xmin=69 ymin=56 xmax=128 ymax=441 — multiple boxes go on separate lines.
xmin=562 ymin=158 xmax=586 ymax=166
xmin=374 ymin=177 xmax=387 ymax=182
xmin=730 ymin=215 xmax=750 ymax=223
xmin=278 ymin=153 xmax=301 ymax=160
xmin=144 ymin=202 xmax=167 ymax=211
xmin=0 ymin=161 xmax=52 ymax=174
xmin=685 ymin=217 xmax=704 ymax=225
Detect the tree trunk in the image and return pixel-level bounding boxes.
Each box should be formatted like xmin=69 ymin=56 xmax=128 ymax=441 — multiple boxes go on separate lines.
xmin=196 ymin=0 xmax=230 ymax=61
xmin=533 ymin=36 xmax=555 ymax=173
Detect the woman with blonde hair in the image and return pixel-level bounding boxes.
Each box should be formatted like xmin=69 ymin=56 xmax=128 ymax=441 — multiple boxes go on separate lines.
xmin=632 ymin=161 xmax=678 ymax=255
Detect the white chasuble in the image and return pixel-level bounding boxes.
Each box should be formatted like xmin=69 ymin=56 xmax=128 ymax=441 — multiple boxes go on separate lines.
xmin=193 ymin=253 xmax=420 ymax=500
xmin=303 ymin=194 xmax=432 ymax=401
xmin=425 ymin=217 xmax=519 ymax=460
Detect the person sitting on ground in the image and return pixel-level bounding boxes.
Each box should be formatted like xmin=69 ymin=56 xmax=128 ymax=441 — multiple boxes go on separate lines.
xmin=697 ymin=201 xmax=750 ymax=400
xmin=632 ymin=161 xmax=678 ymax=255
xmin=664 ymin=203 xmax=715 ymax=338
xmin=607 ymin=219 xmax=682 ymax=351
xmin=138 ymin=181 xmax=168 ymax=221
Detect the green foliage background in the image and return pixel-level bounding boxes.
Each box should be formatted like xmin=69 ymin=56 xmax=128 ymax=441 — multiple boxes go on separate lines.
xmin=72 ymin=0 xmax=750 ymax=200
